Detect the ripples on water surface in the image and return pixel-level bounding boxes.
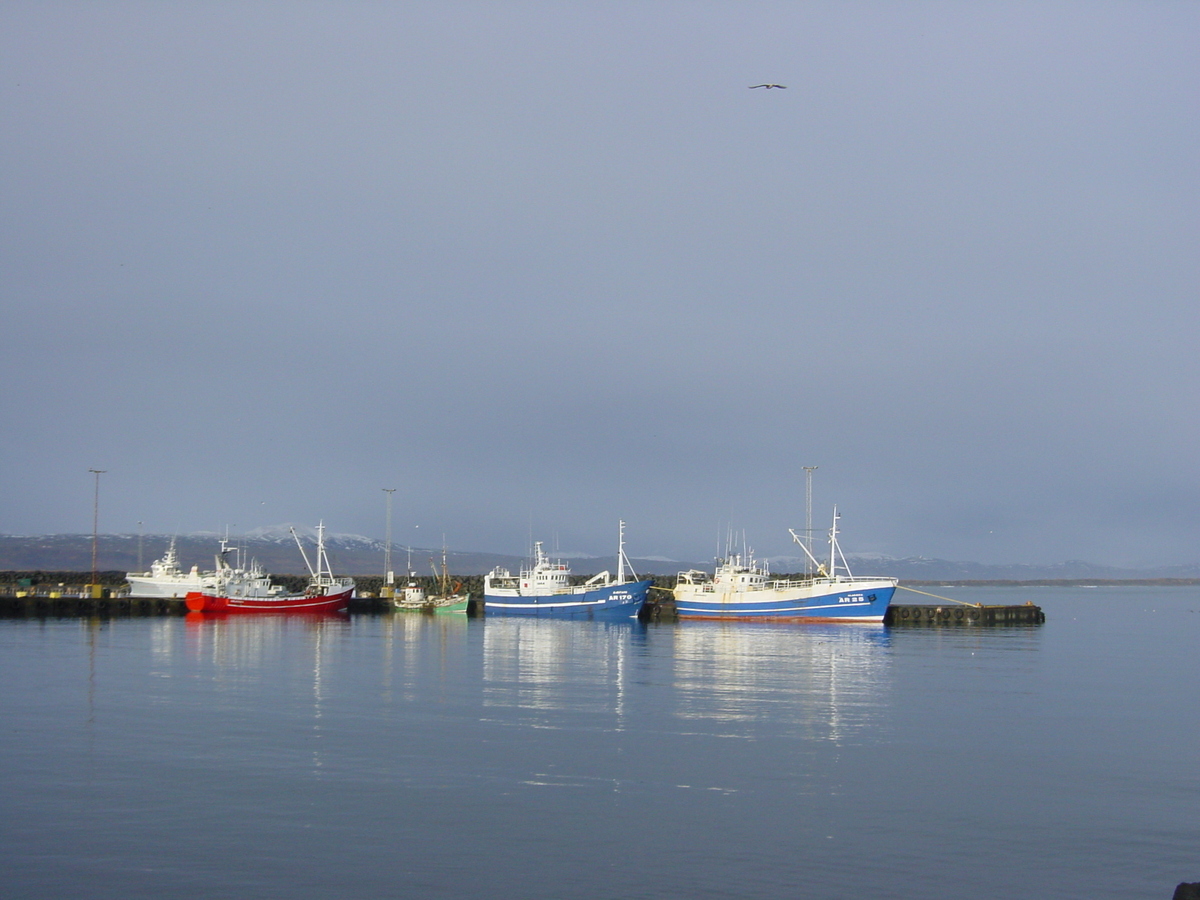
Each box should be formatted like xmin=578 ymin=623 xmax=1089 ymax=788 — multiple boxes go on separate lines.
xmin=1 ymin=586 xmax=1197 ymax=899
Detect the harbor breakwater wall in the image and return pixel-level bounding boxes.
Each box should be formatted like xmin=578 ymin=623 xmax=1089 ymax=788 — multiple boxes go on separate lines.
xmin=0 ymin=593 xmax=401 ymax=617
xmin=0 ymin=593 xmax=1044 ymax=624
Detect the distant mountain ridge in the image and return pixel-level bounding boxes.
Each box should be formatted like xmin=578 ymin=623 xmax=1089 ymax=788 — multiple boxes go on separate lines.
xmin=762 ymin=554 xmax=1200 ymax=582
xmin=1 ymin=531 xmax=1198 ymax=581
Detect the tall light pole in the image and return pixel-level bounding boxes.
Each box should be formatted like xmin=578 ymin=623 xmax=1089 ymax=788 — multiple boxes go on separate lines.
xmin=803 ymin=465 xmax=817 ymax=575
xmin=382 ymin=488 xmax=396 ymax=596
xmin=89 ymin=469 xmax=106 ymax=597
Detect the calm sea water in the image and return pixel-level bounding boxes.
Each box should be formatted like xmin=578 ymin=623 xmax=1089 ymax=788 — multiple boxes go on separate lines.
xmin=1 ymin=586 xmax=1197 ymax=899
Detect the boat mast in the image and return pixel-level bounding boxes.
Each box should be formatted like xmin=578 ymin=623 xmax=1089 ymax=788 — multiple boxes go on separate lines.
xmin=828 ymin=507 xmax=839 ymax=578
xmin=617 ymin=520 xmax=626 ymax=585
xmin=316 ymin=521 xmax=331 ymax=583
xmin=616 ymin=520 xmax=638 ymax=584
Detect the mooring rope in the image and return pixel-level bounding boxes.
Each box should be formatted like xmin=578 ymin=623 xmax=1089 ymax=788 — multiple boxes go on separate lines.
xmin=897 ymin=584 xmax=982 ymax=608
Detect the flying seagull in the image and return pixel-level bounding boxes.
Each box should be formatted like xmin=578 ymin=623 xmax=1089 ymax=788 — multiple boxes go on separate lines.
xmin=749 ymin=83 xmax=786 ymax=89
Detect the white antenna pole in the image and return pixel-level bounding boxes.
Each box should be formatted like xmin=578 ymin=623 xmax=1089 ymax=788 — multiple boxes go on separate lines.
xmin=828 ymin=506 xmax=839 ymax=579
xmin=803 ymin=465 xmax=817 ymax=576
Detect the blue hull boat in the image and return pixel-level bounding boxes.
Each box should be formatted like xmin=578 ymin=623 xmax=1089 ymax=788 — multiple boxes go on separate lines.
xmin=673 ymin=507 xmax=897 ymax=623
xmin=673 ymin=579 xmax=895 ymax=621
xmin=483 ymin=521 xmax=650 ymax=620
xmin=483 ymin=579 xmax=651 ymax=619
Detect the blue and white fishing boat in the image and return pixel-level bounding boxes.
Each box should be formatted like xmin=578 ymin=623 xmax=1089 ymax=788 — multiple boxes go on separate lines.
xmin=483 ymin=521 xmax=651 ymax=619
xmin=673 ymin=508 xmax=896 ymax=622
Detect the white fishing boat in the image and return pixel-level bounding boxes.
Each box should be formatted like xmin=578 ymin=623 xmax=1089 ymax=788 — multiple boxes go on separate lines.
xmin=126 ymin=537 xmax=220 ymax=598
xmin=391 ymin=571 xmax=428 ymax=611
xmin=673 ymin=508 xmax=896 ymax=622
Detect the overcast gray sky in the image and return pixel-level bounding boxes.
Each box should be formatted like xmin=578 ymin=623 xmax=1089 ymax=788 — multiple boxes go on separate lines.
xmin=2 ymin=1 xmax=1196 ymax=567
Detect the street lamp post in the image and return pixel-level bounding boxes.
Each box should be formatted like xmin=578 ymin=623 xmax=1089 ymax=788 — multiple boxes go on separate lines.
xmin=88 ymin=469 xmax=106 ymax=597
xmin=382 ymin=488 xmax=396 ymax=598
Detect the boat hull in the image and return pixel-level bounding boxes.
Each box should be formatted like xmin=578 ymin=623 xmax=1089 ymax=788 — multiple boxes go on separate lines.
xmin=392 ymin=594 xmax=470 ymax=615
xmin=484 ymin=580 xmax=650 ymax=619
xmin=433 ymin=596 xmax=469 ymax=615
xmin=185 ymin=586 xmax=354 ymax=614
xmin=127 ymin=576 xmax=213 ymax=599
xmin=673 ymin=579 xmax=895 ymax=622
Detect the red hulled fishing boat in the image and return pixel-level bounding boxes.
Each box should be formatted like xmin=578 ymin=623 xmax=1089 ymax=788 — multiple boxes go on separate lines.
xmin=185 ymin=522 xmax=354 ymax=614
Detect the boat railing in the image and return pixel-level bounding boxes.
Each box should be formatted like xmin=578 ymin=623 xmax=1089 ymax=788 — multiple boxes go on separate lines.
xmin=679 ymin=573 xmax=896 ymax=592
xmin=769 ymin=573 xmax=897 ymax=589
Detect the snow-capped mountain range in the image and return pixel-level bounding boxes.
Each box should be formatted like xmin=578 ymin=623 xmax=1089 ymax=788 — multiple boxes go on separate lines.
xmin=1 ymin=529 xmax=1198 ymax=581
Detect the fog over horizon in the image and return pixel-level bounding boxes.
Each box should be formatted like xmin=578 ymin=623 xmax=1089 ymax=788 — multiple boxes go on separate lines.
xmin=2 ymin=3 xmax=1196 ymax=569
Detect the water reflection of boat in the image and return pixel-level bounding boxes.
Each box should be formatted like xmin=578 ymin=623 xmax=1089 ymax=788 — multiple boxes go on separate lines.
xmin=180 ymin=611 xmax=348 ymax=773
xmin=483 ymin=522 xmax=650 ymax=619
xmin=671 ymin=622 xmax=890 ymax=739
xmin=673 ymin=508 xmax=896 ymax=621
xmin=182 ymin=610 xmax=350 ymax=671
xmin=481 ymin=618 xmax=642 ymax=718
xmin=186 ymin=523 xmax=354 ymax=614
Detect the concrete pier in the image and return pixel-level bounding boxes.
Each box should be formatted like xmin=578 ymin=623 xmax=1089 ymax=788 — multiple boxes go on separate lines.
xmin=641 ymin=595 xmax=1044 ymax=625
xmin=1 ymin=594 xmax=188 ymax=617
xmin=885 ymin=603 xmax=1044 ymax=625
xmin=0 ymin=593 xmax=402 ymax=617
xmin=2 ymin=593 xmax=1044 ymax=625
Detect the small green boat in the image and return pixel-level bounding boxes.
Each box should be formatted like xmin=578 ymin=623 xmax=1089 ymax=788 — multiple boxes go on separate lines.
xmin=431 ymin=594 xmax=469 ymax=614
xmin=392 ymin=545 xmax=468 ymax=615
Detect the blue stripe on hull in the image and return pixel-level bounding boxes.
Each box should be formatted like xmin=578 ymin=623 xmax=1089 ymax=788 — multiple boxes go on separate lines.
xmin=484 ymin=580 xmax=651 ymax=620
xmin=675 ymin=584 xmax=895 ymax=622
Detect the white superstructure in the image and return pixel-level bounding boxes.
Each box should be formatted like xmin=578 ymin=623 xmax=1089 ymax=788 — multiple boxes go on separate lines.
xmin=125 ymin=538 xmax=217 ymax=598
xmin=126 ymin=535 xmax=275 ymax=600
